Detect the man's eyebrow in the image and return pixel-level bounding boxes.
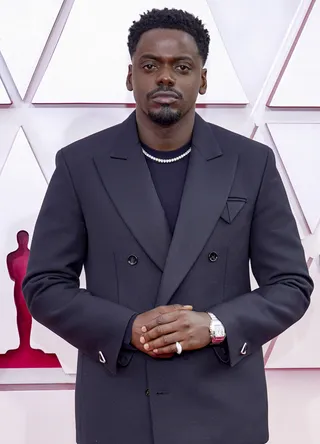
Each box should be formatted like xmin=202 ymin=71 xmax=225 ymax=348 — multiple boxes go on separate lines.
xmin=138 ymin=54 xmax=195 ymax=63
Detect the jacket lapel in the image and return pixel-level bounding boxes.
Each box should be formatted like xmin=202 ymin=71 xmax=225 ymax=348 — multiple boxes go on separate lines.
xmin=93 ymin=112 xmax=171 ymax=271
xmin=156 ymin=114 xmax=239 ymax=306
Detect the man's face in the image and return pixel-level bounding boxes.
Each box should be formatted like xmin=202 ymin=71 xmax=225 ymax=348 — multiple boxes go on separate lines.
xmin=126 ymin=28 xmax=207 ymax=126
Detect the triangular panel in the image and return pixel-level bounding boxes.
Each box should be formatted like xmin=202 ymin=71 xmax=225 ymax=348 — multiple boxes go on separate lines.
xmin=253 ymin=125 xmax=307 ymax=239
xmin=0 ymin=78 xmax=10 ymax=104
xmin=0 ymin=129 xmax=76 ymax=373
xmin=268 ymin=123 xmax=320 ymax=233
xmin=196 ymin=106 xmax=252 ymax=137
xmin=266 ymin=260 xmax=320 ymax=368
xmin=0 ymin=0 xmax=63 ymax=98
xmin=25 ymin=106 xmax=132 ymax=181
xmin=269 ymin=1 xmax=320 ymax=107
xmin=30 ymin=321 xmax=78 ymax=374
xmin=0 ymin=128 xmax=46 ymax=354
xmin=0 ymin=113 xmax=19 ymax=175
xmin=33 ymin=0 xmax=248 ymax=104
xmin=207 ymin=0 xmax=302 ymax=103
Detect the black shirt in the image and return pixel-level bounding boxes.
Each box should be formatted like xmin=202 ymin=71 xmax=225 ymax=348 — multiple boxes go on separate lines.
xmin=142 ymin=141 xmax=191 ymax=233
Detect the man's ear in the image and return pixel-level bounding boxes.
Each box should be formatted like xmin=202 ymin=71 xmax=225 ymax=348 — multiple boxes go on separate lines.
xmin=126 ymin=64 xmax=133 ymax=91
xmin=199 ymin=68 xmax=207 ymax=95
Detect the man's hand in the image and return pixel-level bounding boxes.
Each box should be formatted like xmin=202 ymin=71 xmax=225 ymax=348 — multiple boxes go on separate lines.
xmin=131 ymin=305 xmax=193 ymax=358
xmin=139 ymin=309 xmax=211 ymax=355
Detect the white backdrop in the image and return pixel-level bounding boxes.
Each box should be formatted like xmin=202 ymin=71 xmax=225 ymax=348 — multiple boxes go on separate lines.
xmin=0 ymin=0 xmax=319 ymax=443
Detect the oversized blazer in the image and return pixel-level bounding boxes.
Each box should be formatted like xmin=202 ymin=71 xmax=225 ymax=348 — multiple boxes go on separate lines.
xmin=23 ymin=111 xmax=313 ymax=444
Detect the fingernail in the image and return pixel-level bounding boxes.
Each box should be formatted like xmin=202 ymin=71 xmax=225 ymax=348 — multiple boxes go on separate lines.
xmin=183 ymin=305 xmax=193 ymax=309
xmin=140 ymin=337 xmax=145 ymax=344
xmin=141 ymin=326 xmax=147 ymax=333
xmin=154 ymin=349 xmax=158 ymax=353
xmin=144 ymin=344 xmax=149 ymax=350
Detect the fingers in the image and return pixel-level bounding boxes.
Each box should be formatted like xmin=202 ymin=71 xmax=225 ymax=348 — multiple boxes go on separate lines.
xmin=142 ymin=331 xmax=181 ymax=353
xmin=157 ymin=304 xmax=193 ymax=314
xmin=142 ymin=310 xmax=180 ymax=334
xmin=139 ymin=306 xmax=193 ymax=358
xmin=154 ymin=341 xmax=186 ymax=355
xmin=140 ymin=320 xmax=180 ymax=346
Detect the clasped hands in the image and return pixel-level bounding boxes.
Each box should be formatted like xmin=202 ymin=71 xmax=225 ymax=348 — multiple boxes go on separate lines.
xmin=131 ymin=304 xmax=211 ymax=358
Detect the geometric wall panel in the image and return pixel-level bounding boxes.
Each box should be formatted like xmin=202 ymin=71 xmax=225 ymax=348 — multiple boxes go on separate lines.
xmin=0 ymin=0 xmax=63 ymax=98
xmin=33 ymin=0 xmax=248 ymax=105
xmin=0 ymin=128 xmax=77 ymax=373
xmin=0 ymin=391 xmax=76 ymax=444
xmin=31 ymin=319 xmax=78 ymax=375
xmin=0 ymin=129 xmax=46 ymax=354
xmin=268 ymin=123 xmax=320 ymax=233
xmin=265 ymin=259 xmax=320 ymax=368
xmin=253 ymin=125 xmax=307 ymax=240
xmin=0 ymin=78 xmax=10 ymax=104
xmin=302 ymin=231 xmax=320 ymax=262
xmin=0 ymin=115 xmax=19 ymax=176
xmin=269 ymin=0 xmax=320 ymax=108
xmin=25 ymin=107 xmax=132 ymax=181
xmin=266 ymin=371 xmax=320 ymax=443
xmin=197 ymin=106 xmax=252 ymax=137
xmin=207 ymin=0 xmax=302 ymax=103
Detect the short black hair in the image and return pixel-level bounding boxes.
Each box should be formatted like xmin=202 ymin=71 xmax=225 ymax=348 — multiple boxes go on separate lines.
xmin=127 ymin=8 xmax=210 ymax=65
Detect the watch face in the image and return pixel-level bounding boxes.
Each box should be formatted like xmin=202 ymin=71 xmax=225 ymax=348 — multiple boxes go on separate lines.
xmin=215 ymin=327 xmax=225 ymax=337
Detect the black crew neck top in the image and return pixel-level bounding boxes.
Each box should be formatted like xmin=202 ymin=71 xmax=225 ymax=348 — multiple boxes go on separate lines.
xmin=141 ymin=141 xmax=191 ymax=233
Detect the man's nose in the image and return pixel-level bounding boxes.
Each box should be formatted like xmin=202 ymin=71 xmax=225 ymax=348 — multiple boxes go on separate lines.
xmin=156 ymin=66 xmax=175 ymax=87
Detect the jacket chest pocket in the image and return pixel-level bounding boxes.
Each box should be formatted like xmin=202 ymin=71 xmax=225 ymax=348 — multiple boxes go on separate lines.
xmin=220 ymin=197 xmax=247 ymax=224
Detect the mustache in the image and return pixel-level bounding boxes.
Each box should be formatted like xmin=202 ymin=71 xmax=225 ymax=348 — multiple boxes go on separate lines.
xmin=147 ymin=86 xmax=183 ymax=100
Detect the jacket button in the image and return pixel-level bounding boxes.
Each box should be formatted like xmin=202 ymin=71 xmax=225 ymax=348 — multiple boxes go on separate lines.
xmin=145 ymin=389 xmax=150 ymax=396
xmin=128 ymin=255 xmax=138 ymax=266
xmin=208 ymin=252 xmax=218 ymax=262
xmin=119 ymin=355 xmax=129 ymax=366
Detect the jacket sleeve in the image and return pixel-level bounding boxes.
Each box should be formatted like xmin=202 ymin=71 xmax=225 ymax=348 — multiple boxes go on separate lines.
xmin=210 ymin=147 xmax=314 ymax=367
xmin=22 ymin=149 xmax=136 ymax=375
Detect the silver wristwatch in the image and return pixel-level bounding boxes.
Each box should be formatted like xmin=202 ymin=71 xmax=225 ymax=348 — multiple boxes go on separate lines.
xmin=207 ymin=312 xmax=226 ymax=344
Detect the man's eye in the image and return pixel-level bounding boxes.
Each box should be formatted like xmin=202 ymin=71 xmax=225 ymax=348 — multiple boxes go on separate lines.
xmin=177 ymin=65 xmax=191 ymax=72
xmin=143 ymin=64 xmax=156 ymax=71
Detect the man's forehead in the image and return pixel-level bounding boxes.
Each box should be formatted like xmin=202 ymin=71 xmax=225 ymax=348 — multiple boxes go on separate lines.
xmin=135 ymin=29 xmax=199 ymax=57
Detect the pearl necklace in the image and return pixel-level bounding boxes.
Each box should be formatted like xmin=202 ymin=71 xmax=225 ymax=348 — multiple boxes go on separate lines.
xmin=142 ymin=147 xmax=191 ymax=163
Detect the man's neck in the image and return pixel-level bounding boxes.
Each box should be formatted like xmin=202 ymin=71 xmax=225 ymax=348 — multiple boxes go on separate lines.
xmin=135 ymin=108 xmax=195 ymax=151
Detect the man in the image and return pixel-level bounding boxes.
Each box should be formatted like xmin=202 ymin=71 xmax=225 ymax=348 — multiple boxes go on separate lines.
xmin=23 ymin=8 xmax=313 ymax=444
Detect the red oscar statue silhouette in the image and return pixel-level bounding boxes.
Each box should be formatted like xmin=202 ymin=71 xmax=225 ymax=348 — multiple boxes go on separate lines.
xmin=0 ymin=230 xmax=60 ymax=368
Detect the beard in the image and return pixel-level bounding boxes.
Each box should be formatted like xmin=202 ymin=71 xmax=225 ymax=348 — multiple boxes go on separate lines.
xmin=148 ymin=105 xmax=182 ymax=126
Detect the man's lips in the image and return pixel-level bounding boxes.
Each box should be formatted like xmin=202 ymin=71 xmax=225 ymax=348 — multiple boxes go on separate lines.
xmin=151 ymin=91 xmax=180 ymax=104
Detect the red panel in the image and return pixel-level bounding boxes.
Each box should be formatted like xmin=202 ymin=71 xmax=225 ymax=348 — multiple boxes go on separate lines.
xmin=0 ymin=231 xmax=60 ymax=368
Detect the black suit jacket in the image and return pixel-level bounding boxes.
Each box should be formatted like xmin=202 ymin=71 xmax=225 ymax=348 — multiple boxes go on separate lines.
xmin=23 ymin=112 xmax=313 ymax=444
